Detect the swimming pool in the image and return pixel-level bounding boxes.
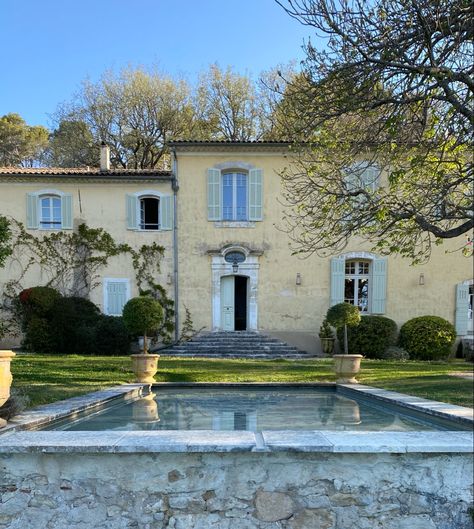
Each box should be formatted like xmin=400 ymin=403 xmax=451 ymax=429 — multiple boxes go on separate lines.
xmin=38 ymin=384 xmax=470 ymax=432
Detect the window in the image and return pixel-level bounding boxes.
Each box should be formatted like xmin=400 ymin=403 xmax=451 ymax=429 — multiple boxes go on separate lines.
xmin=26 ymin=190 xmax=73 ymax=230
xmin=222 ymin=172 xmax=248 ymax=221
xmin=207 ymin=167 xmax=263 ymax=222
xmin=125 ymin=192 xmax=173 ymax=231
xmin=330 ymin=254 xmax=387 ymax=314
xmin=140 ymin=196 xmax=160 ymax=230
xmin=40 ymin=195 xmax=62 ymax=229
xmin=344 ymin=260 xmax=370 ymax=313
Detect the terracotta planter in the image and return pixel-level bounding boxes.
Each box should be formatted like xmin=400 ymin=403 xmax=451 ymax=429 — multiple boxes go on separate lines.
xmin=0 ymin=350 xmax=16 ymax=428
xmin=131 ymin=354 xmax=160 ymax=384
xmin=333 ymin=354 xmax=363 ymax=384
xmin=320 ymin=337 xmax=335 ymax=355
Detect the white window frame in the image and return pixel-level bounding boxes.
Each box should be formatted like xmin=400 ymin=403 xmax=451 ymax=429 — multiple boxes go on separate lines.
xmin=139 ymin=195 xmax=161 ymax=231
xmin=31 ymin=189 xmax=67 ymax=230
xmin=103 ymin=278 xmax=131 ymax=316
xmin=221 ymin=171 xmax=248 ymax=221
xmin=39 ymin=195 xmax=62 ymax=230
xmin=133 ymin=190 xmax=164 ymax=232
xmin=344 ymin=259 xmax=372 ymax=313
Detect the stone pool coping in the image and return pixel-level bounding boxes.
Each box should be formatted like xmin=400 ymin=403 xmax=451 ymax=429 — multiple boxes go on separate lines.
xmin=0 ymin=382 xmax=472 ymax=454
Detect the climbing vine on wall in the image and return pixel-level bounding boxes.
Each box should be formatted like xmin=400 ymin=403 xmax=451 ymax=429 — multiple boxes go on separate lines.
xmin=0 ymin=218 xmax=174 ymax=343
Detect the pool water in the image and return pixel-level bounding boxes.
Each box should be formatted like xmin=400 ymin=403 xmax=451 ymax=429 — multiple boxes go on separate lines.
xmin=41 ymin=386 xmax=468 ymax=432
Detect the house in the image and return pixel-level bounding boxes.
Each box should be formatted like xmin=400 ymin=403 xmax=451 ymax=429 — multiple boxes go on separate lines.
xmin=0 ymin=142 xmax=472 ymax=354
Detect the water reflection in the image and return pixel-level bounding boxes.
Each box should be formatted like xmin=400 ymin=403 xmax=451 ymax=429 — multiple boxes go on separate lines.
xmin=132 ymin=392 xmax=160 ymax=425
xmin=47 ymin=388 xmax=449 ymax=432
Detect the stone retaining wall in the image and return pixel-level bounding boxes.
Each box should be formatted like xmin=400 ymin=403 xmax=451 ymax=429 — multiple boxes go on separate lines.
xmin=1 ymin=451 xmax=473 ymax=529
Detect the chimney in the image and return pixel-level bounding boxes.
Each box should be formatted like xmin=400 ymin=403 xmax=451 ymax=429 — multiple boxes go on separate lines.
xmin=100 ymin=142 xmax=110 ymax=171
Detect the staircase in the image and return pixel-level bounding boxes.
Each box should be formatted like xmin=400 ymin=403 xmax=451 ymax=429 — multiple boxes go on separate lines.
xmin=160 ymin=331 xmax=312 ymax=359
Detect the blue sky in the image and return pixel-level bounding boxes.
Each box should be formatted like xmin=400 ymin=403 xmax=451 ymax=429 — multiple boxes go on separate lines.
xmin=0 ymin=0 xmax=312 ymax=128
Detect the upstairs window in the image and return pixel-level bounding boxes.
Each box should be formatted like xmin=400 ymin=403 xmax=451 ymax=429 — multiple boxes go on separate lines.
xmin=208 ymin=167 xmax=263 ymax=222
xmin=140 ymin=196 xmax=160 ymax=230
xmin=40 ymin=195 xmax=62 ymax=229
xmin=26 ymin=190 xmax=73 ymax=230
xmin=125 ymin=192 xmax=173 ymax=231
xmin=222 ymin=172 xmax=248 ymax=221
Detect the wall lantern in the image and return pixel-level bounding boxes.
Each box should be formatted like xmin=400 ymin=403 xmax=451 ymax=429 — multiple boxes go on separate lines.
xmin=296 ymin=273 xmax=302 ymax=286
xmin=419 ymin=273 xmax=425 ymax=286
xmin=224 ymin=250 xmax=246 ymax=274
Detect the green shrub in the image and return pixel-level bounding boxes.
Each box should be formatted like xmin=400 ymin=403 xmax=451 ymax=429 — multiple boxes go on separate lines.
xmin=23 ymin=316 xmax=55 ymax=354
xmin=18 ymin=286 xmax=61 ymax=329
xmin=399 ymin=315 xmax=456 ymax=360
xmin=318 ymin=318 xmax=334 ymax=339
xmin=95 ymin=316 xmax=131 ymax=355
xmin=326 ymin=303 xmax=361 ymax=329
xmin=49 ymin=297 xmax=101 ymax=354
xmin=336 ymin=316 xmax=397 ymax=359
xmin=381 ymin=346 xmax=410 ymax=360
xmin=123 ymin=296 xmax=163 ymax=352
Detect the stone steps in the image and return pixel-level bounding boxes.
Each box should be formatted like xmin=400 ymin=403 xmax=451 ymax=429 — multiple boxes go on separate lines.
xmin=159 ymin=331 xmax=313 ymax=359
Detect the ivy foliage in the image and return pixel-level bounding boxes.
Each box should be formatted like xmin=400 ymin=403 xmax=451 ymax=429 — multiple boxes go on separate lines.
xmin=0 ymin=219 xmax=174 ymax=344
xmin=0 ymin=215 xmax=12 ymax=268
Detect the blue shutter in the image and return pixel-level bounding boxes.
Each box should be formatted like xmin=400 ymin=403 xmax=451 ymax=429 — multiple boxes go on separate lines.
xmin=371 ymin=258 xmax=387 ymax=314
xmin=455 ymin=283 xmax=470 ymax=335
xmin=330 ymin=258 xmax=345 ymax=306
xmin=106 ymin=281 xmax=128 ymax=315
xmin=126 ymin=194 xmax=138 ymax=230
xmin=61 ymin=193 xmax=73 ymax=229
xmin=160 ymin=195 xmax=174 ymax=230
xmin=249 ymin=168 xmax=263 ymax=221
xmin=207 ymin=168 xmax=221 ymax=220
xmin=26 ymin=193 xmax=38 ymax=229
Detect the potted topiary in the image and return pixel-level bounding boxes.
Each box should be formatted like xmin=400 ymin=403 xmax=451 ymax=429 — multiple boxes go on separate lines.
xmin=122 ymin=296 xmax=163 ymax=384
xmin=0 ymin=350 xmax=15 ymax=428
xmin=318 ymin=318 xmax=335 ymax=355
xmin=326 ymin=302 xmax=362 ymax=383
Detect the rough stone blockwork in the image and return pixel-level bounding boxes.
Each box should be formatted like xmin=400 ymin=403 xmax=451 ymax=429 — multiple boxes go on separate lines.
xmin=1 ymin=452 xmax=473 ymax=529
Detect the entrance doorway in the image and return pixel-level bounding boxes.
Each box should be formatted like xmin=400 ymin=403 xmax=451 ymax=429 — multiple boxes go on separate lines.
xmin=220 ymin=275 xmax=248 ymax=331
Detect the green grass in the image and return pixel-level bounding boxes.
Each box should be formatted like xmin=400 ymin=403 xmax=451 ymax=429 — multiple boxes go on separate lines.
xmin=10 ymin=355 xmax=473 ymax=409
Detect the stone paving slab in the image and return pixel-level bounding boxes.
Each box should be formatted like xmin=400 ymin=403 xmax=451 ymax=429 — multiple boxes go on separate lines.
xmin=338 ymin=384 xmax=474 ymax=423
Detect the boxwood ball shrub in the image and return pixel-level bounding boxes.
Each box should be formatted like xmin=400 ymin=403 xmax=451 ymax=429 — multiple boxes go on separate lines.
xmin=122 ymin=296 xmax=164 ymax=353
xmin=399 ymin=315 xmax=456 ymax=360
xmin=326 ymin=303 xmax=361 ymax=329
xmin=337 ymin=316 xmax=397 ymax=359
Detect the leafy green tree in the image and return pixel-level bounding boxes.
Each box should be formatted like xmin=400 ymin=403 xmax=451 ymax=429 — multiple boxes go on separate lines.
xmin=276 ymin=0 xmax=473 ymax=262
xmin=196 ymin=64 xmax=268 ymax=141
xmin=55 ymin=68 xmax=196 ymax=169
xmin=47 ymin=120 xmax=97 ymax=167
xmin=0 ymin=113 xmax=49 ymax=167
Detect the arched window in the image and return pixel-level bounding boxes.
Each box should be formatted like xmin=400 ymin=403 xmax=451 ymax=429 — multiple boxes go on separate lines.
xmin=207 ymin=166 xmax=263 ymax=222
xmin=222 ymin=172 xmax=248 ymax=221
xmin=25 ymin=189 xmax=73 ymax=230
xmin=330 ymin=253 xmax=387 ymax=314
xmin=39 ymin=195 xmax=62 ymax=229
xmin=344 ymin=260 xmax=370 ymax=313
xmin=139 ymin=196 xmax=160 ymax=230
xmin=125 ymin=191 xmax=173 ymax=231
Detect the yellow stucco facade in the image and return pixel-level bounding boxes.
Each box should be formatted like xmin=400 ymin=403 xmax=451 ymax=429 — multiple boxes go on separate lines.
xmin=0 ymin=142 xmax=472 ymax=353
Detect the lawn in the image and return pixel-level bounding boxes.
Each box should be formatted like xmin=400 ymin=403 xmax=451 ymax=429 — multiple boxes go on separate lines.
xmin=9 ymin=354 xmax=474 ymax=409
